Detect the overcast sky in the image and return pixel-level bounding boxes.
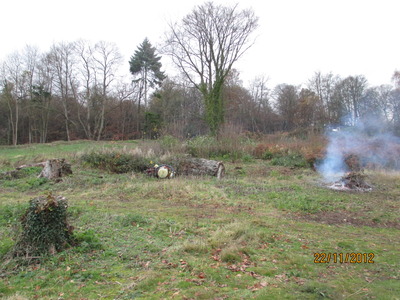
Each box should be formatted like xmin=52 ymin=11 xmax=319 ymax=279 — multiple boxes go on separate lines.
xmin=1 ymin=0 xmax=399 ymax=88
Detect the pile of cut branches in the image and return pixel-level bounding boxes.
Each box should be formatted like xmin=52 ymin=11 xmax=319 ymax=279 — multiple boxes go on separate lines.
xmin=341 ymin=172 xmax=371 ymax=190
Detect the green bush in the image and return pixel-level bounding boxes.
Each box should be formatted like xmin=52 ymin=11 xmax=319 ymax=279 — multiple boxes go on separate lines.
xmin=261 ymin=150 xmax=274 ymax=160
xmin=12 ymin=194 xmax=75 ymax=258
xmin=186 ymin=135 xmax=249 ymax=161
xmin=160 ymin=135 xmax=180 ymax=149
xmin=270 ymin=153 xmax=309 ymax=168
xmin=81 ymin=152 xmax=149 ymax=173
xmin=186 ymin=136 xmax=218 ymax=158
xmin=241 ymin=153 xmax=254 ymax=163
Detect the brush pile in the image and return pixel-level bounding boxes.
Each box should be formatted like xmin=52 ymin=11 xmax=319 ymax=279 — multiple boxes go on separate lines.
xmin=330 ymin=171 xmax=372 ymax=191
xmin=341 ymin=172 xmax=371 ymax=189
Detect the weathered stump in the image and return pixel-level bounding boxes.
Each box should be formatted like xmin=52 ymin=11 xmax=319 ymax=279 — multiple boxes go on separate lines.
xmin=175 ymin=158 xmax=225 ymax=179
xmin=38 ymin=159 xmax=72 ymax=180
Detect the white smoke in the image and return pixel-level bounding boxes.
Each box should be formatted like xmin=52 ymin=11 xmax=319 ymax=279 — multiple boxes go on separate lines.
xmin=316 ymin=116 xmax=400 ymax=182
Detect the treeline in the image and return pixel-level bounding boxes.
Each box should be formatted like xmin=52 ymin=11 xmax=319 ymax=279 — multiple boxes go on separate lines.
xmin=1 ymin=41 xmax=399 ymax=145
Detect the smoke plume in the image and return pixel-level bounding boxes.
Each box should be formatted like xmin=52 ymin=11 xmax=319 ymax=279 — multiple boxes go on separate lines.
xmin=316 ymin=116 xmax=400 ymax=182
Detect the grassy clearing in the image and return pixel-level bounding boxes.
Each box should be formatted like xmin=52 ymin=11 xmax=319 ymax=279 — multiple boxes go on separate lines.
xmin=0 ymin=140 xmax=399 ymax=299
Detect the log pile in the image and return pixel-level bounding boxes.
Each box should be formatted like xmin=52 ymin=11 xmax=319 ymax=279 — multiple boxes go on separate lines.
xmin=146 ymin=158 xmax=225 ymax=179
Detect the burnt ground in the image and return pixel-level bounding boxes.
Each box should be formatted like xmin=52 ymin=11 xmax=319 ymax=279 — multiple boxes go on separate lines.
xmin=291 ymin=210 xmax=400 ymax=229
xmin=295 ymin=171 xmax=400 ymax=229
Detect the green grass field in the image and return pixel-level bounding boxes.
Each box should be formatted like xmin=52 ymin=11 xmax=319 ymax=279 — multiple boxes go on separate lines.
xmin=0 ymin=140 xmax=399 ymax=299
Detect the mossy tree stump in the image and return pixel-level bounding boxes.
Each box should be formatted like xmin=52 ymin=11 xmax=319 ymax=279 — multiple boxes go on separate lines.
xmin=13 ymin=194 xmax=74 ymax=258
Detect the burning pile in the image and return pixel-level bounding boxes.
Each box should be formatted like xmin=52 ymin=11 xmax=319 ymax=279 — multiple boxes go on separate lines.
xmin=316 ymin=118 xmax=400 ymax=191
xmin=329 ymin=171 xmax=372 ymax=191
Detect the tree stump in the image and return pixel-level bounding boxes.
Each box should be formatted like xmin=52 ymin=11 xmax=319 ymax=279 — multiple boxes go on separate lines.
xmin=12 ymin=194 xmax=75 ymax=258
xmin=38 ymin=159 xmax=72 ymax=180
xmin=175 ymin=158 xmax=225 ymax=179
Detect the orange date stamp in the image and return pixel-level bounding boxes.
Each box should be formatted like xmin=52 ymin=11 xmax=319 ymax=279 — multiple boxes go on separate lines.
xmin=314 ymin=252 xmax=375 ymax=263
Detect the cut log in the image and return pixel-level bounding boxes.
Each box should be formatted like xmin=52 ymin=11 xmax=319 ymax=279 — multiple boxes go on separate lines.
xmin=38 ymin=159 xmax=72 ymax=180
xmin=175 ymin=158 xmax=225 ymax=179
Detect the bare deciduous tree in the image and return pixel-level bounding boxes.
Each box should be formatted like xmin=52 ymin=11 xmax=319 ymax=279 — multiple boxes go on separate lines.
xmin=21 ymin=46 xmax=40 ymax=143
xmin=49 ymin=42 xmax=77 ymax=141
xmin=75 ymin=40 xmax=95 ymax=140
xmin=1 ymin=51 xmax=26 ymax=145
xmin=274 ymin=84 xmax=299 ymax=131
xmin=308 ymin=71 xmax=338 ymax=124
xmin=392 ymin=70 xmax=400 ymax=89
xmin=92 ymin=41 xmax=122 ymax=140
xmin=34 ymin=53 xmax=55 ymax=143
xmin=164 ymin=1 xmax=258 ymax=134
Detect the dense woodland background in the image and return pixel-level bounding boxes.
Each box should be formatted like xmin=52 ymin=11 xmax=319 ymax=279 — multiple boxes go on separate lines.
xmin=1 ymin=38 xmax=399 ymax=145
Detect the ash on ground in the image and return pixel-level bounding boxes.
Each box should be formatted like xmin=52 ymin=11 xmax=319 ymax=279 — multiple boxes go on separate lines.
xmin=328 ymin=172 xmax=372 ymax=192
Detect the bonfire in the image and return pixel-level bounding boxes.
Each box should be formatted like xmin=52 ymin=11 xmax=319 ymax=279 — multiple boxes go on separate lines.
xmin=329 ymin=171 xmax=372 ymax=191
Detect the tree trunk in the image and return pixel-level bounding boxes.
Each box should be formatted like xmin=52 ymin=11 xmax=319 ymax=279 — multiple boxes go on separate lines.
xmin=175 ymin=158 xmax=225 ymax=179
xmin=97 ymin=100 xmax=105 ymax=141
xmin=38 ymin=159 xmax=72 ymax=180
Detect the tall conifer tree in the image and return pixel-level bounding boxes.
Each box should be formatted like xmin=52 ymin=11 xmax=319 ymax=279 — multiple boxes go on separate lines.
xmin=129 ymin=38 xmax=165 ymax=111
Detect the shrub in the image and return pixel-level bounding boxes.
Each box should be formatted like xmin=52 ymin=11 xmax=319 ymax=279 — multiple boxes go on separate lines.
xmin=186 ymin=135 xmax=251 ymax=161
xmin=81 ymin=152 xmax=149 ymax=173
xmin=270 ymin=153 xmax=310 ymax=168
xmin=12 ymin=194 xmax=75 ymax=258
xmin=186 ymin=136 xmax=218 ymax=158
xmin=253 ymin=143 xmax=288 ymax=159
xmin=160 ymin=135 xmax=180 ymax=149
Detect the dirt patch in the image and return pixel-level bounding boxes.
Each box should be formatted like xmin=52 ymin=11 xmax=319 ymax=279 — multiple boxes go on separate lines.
xmin=292 ymin=210 xmax=400 ymax=229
